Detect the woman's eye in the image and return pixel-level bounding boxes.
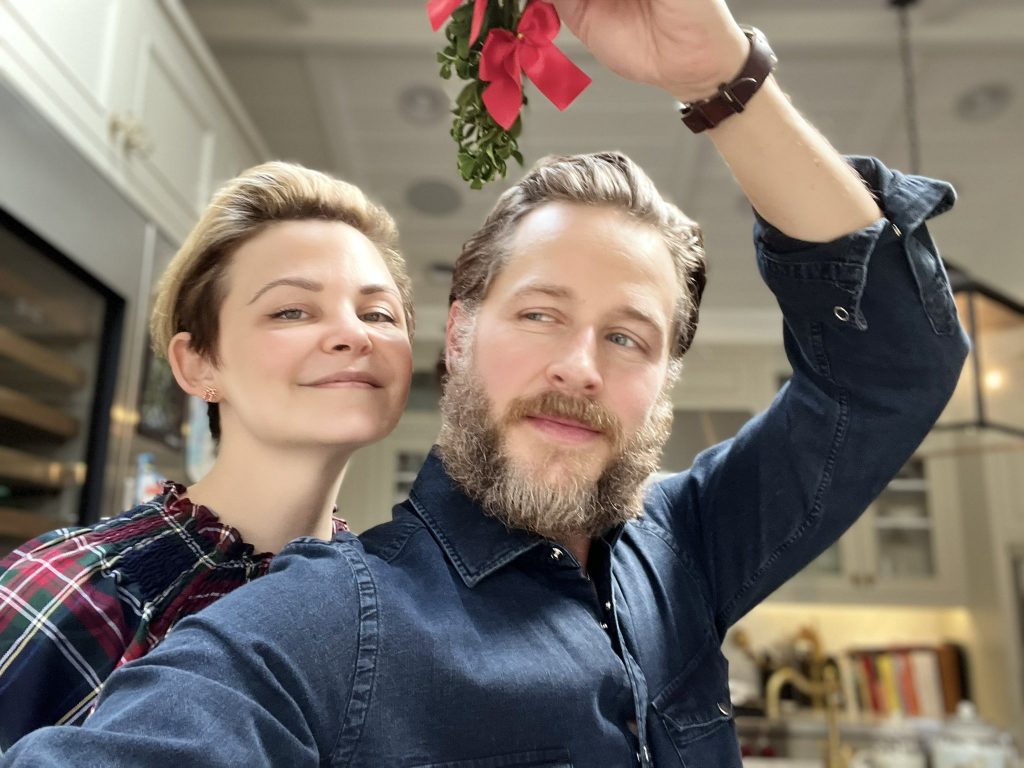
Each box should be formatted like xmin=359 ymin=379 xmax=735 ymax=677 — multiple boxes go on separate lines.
xmin=608 ymin=332 xmax=639 ymax=349
xmin=362 ymin=310 xmax=397 ymax=324
xmin=271 ymin=308 xmax=306 ymax=321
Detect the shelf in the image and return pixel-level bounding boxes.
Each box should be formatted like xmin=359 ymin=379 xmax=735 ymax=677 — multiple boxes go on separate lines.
xmin=0 ymin=325 xmax=85 ymax=388
xmin=0 ymin=506 xmax=70 ymax=540
xmin=0 ymin=384 xmax=79 ymax=438
xmin=874 ymin=518 xmax=934 ymax=532
xmin=0 ymin=445 xmax=76 ymax=489
xmin=0 ymin=266 xmax=94 ymax=339
xmin=884 ymin=478 xmax=928 ymax=493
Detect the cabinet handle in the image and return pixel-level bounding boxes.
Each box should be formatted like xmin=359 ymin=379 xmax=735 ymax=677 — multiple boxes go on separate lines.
xmin=124 ymin=122 xmax=155 ymax=159
xmin=108 ymin=112 xmax=132 ymax=141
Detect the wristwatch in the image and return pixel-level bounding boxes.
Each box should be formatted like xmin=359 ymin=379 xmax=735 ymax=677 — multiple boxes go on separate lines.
xmin=678 ymin=26 xmax=778 ymax=133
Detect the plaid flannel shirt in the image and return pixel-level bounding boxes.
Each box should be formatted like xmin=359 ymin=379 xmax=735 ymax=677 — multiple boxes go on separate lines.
xmin=0 ymin=482 xmax=347 ymax=749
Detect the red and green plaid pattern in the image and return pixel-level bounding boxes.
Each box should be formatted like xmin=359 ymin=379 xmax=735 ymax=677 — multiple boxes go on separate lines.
xmin=0 ymin=483 xmax=347 ymax=749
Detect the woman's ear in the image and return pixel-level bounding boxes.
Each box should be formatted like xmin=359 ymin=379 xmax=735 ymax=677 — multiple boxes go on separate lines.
xmin=166 ymin=332 xmax=218 ymax=401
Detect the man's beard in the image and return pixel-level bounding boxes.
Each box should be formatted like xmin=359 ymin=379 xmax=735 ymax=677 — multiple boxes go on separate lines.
xmin=437 ymin=348 xmax=674 ymax=542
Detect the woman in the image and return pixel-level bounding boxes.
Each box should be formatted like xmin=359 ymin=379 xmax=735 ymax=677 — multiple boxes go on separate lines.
xmin=0 ymin=162 xmax=414 ymax=748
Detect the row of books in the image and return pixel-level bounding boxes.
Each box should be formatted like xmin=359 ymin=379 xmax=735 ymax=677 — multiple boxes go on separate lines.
xmin=836 ymin=643 xmax=967 ymax=718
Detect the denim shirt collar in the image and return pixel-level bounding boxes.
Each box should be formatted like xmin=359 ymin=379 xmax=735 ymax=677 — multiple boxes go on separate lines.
xmin=407 ymin=449 xmax=544 ymax=588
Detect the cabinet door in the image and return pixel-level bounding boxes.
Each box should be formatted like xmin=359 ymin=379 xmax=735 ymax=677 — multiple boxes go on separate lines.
xmin=770 ymin=454 xmax=966 ymax=606
xmin=1 ymin=0 xmax=142 ymax=164
xmin=112 ymin=1 xmax=217 ymax=225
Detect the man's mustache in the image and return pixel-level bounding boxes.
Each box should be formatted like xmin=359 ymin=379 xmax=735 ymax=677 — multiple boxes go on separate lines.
xmin=502 ymin=391 xmax=625 ymax=447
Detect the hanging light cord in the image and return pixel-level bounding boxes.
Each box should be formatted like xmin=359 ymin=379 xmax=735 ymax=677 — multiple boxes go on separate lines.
xmin=893 ymin=0 xmax=922 ymax=174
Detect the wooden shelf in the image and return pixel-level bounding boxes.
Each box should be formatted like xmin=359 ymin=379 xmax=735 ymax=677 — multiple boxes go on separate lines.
xmin=0 ymin=266 xmax=94 ymax=338
xmin=0 ymin=384 xmax=78 ymax=438
xmin=0 ymin=325 xmax=85 ymax=388
xmin=0 ymin=445 xmax=74 ymax=489
xmin=0 ymin=506 xmax=69 ymax=540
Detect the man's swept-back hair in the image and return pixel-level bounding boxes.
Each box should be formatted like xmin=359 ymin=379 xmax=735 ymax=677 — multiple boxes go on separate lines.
xmin=149 ymin=160 xmax=414 ymax=439
xmin=449 ymin=151 xmax=706 ymax=359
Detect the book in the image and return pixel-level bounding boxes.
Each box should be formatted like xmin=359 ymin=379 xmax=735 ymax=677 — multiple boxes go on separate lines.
xmin=908 ymin=648 xmax=945 ymax=718
xmin=876 ymin=653 xmax=902 ymax=715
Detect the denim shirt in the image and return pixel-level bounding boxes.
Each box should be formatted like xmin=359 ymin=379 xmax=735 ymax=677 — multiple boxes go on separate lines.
xmin=2 ymin=158 xmax=968 ymax=768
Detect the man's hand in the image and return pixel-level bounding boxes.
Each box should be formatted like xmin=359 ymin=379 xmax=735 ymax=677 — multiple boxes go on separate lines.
xmin=549 ymin=0 xmax=749 ymax=102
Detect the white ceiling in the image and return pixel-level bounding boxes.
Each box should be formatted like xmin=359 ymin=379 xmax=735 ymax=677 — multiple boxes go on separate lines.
xmin=182 ymin=0 xmax=1024 ymax=350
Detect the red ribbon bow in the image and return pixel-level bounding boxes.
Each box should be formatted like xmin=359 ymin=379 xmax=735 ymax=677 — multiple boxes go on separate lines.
xmin=427 ymin=0 xmax=488 ymax=46
xmin=478 ymin=1 xmax=592 ymax=131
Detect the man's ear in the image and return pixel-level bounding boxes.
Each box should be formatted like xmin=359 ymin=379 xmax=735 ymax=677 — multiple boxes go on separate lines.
xmin=444 ymin=301 xmax=470 ymax=372
xmin=166 ymin=332 xmax=218 ymax=400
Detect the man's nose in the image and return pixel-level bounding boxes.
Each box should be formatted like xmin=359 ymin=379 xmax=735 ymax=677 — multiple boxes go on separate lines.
xmin=545 ymin=329 xmax=603 ymax=396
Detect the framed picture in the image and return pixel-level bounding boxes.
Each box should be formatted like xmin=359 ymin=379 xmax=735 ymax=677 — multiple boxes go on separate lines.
xmin=136 ymin=339 xmax=186 ymax=449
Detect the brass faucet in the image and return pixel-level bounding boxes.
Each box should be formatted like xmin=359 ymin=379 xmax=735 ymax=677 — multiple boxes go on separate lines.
xmin=765 ymin=664 xmax=851 ymax=768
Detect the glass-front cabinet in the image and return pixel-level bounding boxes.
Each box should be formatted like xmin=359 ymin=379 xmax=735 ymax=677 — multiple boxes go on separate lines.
xmin=772 ymin=446 xmax=966 ymax=606
xmin=0 ymin=210 xmax=123 ymax=553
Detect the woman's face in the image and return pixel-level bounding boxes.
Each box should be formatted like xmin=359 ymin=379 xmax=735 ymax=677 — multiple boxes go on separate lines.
xmin=211 ymin=219 xmax=412 ymax=453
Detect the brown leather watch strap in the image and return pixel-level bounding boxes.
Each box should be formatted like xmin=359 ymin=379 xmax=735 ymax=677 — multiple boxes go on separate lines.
xmin=679 ymin=27 xmax=778 ymax=133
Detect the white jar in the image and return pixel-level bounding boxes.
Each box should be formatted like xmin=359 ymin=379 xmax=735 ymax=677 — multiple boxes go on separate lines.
xmin=932 ymin=701 xmax=1018 ymax=768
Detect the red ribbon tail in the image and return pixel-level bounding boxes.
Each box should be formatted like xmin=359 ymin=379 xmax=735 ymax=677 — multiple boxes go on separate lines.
xmin=482 ymin=80 xmax=524 ymax=131
xmin=521 ymin=45 xmax=592 ymax=112
xmin=427 ymin=0 xmax=463 ymax=32
xmin=469 ymin=0 xmax=487 ymax=45
xmin=479 ymin=31 xmax=524 ymax=131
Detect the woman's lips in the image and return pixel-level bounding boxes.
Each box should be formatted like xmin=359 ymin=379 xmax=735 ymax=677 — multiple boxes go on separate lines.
xmin=305 ymin=371 xmax=381 ymax=388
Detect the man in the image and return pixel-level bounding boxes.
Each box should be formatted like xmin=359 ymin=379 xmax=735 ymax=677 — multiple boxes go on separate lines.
xmin=2 ymin=0 xmax=967 ymax=765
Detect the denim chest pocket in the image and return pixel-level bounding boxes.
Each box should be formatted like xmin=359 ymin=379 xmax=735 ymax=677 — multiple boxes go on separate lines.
xmin=651 ymin=651 xmax=742 ymax=768
xmin=408 ymin=748 xmax=573 ymax=767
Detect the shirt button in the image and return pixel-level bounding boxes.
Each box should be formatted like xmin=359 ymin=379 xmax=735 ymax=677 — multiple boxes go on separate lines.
xmin=833 ymin=306 xmax=851 ymax=322
xmin=891 ymin=221 xmax=903 ymax=237
xmin=549 ymin=547 xmax=563 ymax=561
xmin=604 ymin=601 xmax=612 ymax=611
xmin=600 ymin=621 xmax=609 ymax=630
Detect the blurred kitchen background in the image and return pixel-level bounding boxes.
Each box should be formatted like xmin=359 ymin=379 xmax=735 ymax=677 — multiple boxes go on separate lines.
xmin=1 ymin=0 xmax=1023 ymax=763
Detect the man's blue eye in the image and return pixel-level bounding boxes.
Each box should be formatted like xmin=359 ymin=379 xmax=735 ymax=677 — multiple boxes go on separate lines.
xmin=608 ymin=332 xmax=637 ymax=348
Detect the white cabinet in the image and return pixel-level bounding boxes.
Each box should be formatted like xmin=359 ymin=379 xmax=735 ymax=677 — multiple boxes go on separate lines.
xmin=0 ymin=0 xmax=267 ymax=241
xmin=338 ymin=412 xmax=441 ymax=533
xmin=771 ymin=439 xmax=966 ymax=606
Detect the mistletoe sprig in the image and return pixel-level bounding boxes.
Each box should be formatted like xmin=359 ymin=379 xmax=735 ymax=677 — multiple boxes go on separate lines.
xmin=436 ymin=1 xmax=525 ymax=189
xmin=430 ymin=0 xmax=592 ymax=188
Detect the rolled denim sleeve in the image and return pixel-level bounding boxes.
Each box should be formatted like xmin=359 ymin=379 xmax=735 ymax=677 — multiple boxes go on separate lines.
xmin=0 ymin=537 xmax=372 ymax=768
xmin=652 ymin=157 xmax=968 ymax=634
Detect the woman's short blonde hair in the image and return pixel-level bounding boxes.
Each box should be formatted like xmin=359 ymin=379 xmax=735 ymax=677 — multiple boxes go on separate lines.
xmin=150 ymin=161 xmax=414 ymax=362
xmin=149 ymin=161 xmax=414 ymax=441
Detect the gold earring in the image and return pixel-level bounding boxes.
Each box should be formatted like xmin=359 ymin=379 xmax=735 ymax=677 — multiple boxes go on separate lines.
xmin=201 ymin=386 xmax=218 ymax=403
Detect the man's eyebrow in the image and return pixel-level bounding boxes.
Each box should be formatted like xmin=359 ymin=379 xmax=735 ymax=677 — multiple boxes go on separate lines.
xmin=248 ymin=277 xmax=323 ymax=305
xmin=512 ymin=281 xmax=667 ymax=336
xmin=617 ymin=305 xmax=667 ymax=337
xmin=511 ymin=282 xmax=573 ymax=301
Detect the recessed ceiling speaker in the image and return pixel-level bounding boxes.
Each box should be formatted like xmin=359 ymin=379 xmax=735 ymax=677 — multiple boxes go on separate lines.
xmin=406 ymin=179 xmax=462 ymax=216
xmin=398 ymin=84 xmax=450 ymax=125
xmin=955 ymin=82 xmax=1012 ymax=122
